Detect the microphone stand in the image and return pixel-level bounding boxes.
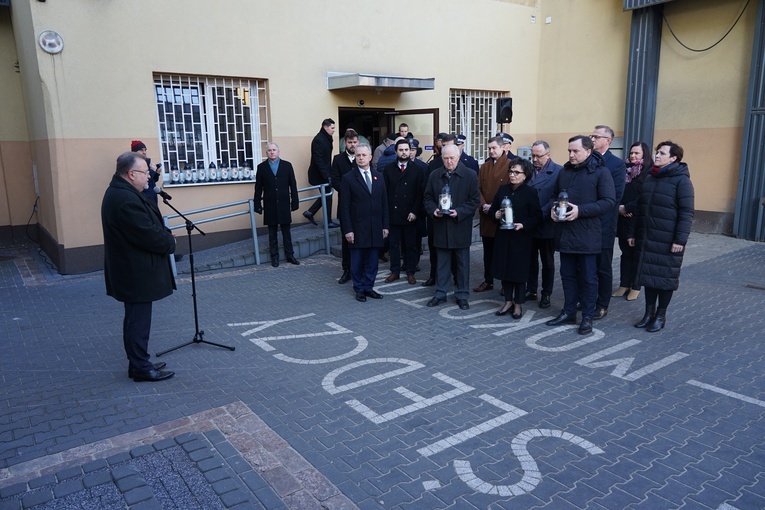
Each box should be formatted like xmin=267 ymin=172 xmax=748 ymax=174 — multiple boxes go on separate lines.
xmin=156 ymin=195 xmax=235 ymax=357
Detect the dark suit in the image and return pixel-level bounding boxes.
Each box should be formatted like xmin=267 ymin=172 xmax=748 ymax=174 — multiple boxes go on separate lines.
xmin=101 ymin=175 xmax=176 ymax=374
xmin=596 ymin=149 xmax=627 ymax=310
xmin=331 ymin=151 xmax=356 ymax=271
xmin=527 ymin=158 xmax=563 ymax=297
xmin=339 ymin=168 xmax=389 ymax=293
xmin=255 ymin=159 xmax=299 ymax=261
xmin=383 ymin=160 xmax=424 ymax=276
xmin=306 ymin=128 xmax=334 ymax=219
xmin=423 ymin=162 xmax=480 ymax=301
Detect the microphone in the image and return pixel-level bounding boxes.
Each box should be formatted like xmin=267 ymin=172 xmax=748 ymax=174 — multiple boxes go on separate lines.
xmin=153 ymin=186 xmax=173 ymax=200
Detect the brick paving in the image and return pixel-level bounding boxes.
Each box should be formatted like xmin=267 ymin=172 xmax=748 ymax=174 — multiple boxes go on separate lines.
xmin=1 ymin=232 xmax=764 ymax=509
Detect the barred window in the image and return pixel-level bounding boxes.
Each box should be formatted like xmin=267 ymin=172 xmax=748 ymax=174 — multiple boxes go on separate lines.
xmin=449 ymin=89 xmax=509 ymax=164
xmin=154 ymin=74 xmax=269 ymax=187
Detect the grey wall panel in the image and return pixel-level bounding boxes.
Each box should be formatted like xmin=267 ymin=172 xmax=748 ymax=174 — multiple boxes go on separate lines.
xmin=623 ymin=5 xmax=663 ymax=151
xmin=734 ymin=0 xmax=765 ymax=241
xmin=623 ymin=0 xmax=674 ymax=11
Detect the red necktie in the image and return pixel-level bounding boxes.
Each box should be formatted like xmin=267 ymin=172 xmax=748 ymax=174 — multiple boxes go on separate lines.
xmin=400 ymin=164 xmax=405 ymax=172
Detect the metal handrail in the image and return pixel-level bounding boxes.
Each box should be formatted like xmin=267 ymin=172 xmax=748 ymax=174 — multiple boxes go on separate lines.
xmin=163 ymin=183 xmax=334 ymax=276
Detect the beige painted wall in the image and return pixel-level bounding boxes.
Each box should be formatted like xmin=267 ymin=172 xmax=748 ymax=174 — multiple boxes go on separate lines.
xmin=655 ymin=0 xmax=756 ymax=213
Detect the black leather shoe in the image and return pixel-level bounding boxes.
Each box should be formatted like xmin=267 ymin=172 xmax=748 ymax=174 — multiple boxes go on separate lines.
xmin=271 ymin=260 xmax=279 ymax=267
xmin=539 ymin=294 xmax=551 ymax=309
xmin=286 ymin=256 xmax=300 ymax=265
xmin=593 ymin=307 xmax=607 ymax=320
xmin=578 ymin=318 xmax=593 ymax=335
xmin=128 ymin=362 xmax=167 ymax=379
xmin=355 ymin=292 xmax=367 ymax=302
xmin=338 ymin=270 xmax=351 ymax=284
xmin=421 ymin=277 xmax=436 ymax=287
xmin=364 ymin=290 xmax=383 ymax=299
xmin=426 ymin=297 xmax=446 ymax=307
xmin=546 ymin=312 xmax=577 ymax=326
xmin=303 ymin=210 xmax=318 ymax=225
xmin=457 ymin=299 xmax=470 ymax=310
xmin=327 ymin=221 xmax=340 ymax=228
xmin=495 ymin=302 xmax=513 ymax=316
xmin=132 ymin=369 xmax=174 ymax=382
xmin=525 ymin=291 xmax=538 ymax=301
xmin=512 ymin=305 xmax=524 ymax=320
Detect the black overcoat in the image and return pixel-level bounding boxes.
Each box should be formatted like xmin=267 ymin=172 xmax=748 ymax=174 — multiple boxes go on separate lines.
xmin=423 ymin=163 xmax=480 ymax=249
xmin=489 ymin=183 xmax=542 ymax=283
xmin=616 ymin=162 xmax=648 ymax=239
xmin=339 ymin=168 xmax=389 ymax=249
xmin=383 ymin=161 xmax=424 ymax=226
xmin=630 ymin=162 xmax=694 ymax=290
xmin=101 ymin=175 xmax=176 ymax=303
xmin=307 ymin=128 xmax=333 ymax=185
xmin=254 ymin=159 xmax=299 ymax=225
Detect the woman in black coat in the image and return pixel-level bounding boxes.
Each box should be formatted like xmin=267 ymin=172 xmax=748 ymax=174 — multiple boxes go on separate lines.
xmin=613 ymin=141 xmax=650 ymax=301
xmin=628 ymin=141 xmax=694 ymax=332
xmin=490 ymin=158 xmax=542 ymax=319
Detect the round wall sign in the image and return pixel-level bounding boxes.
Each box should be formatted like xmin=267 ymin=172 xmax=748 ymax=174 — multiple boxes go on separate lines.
xmin=38 ymin=30 xmax=64 ymax=54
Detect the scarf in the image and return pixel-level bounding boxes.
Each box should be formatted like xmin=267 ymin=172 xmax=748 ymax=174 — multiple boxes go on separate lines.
xmin=625 ymin=159 xmax=643 ymax=183
xmin=651 ymin=164 xmax=668 ymax=177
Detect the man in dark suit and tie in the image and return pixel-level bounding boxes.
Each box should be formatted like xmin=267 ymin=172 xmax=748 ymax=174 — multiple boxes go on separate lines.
xmin=331 ymin=129 xmax=360 ymax=284
xmin=339 ymin=143 xmax=389 ymax=302
xmin=254 ymin=143 xmax=300 ymax=267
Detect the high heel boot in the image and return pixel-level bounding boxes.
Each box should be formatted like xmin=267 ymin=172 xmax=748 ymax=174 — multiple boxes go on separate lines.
xmin=645 ymin=308 xmax=666 ymax=332
xmin=634 ymin=305 xmax=655 ymax=328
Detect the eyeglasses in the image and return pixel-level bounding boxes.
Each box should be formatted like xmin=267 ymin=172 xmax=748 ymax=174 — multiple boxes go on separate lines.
xmin=590 ymin=135 xmax=610 ymax=140
xmin=508 ymin=170 xmax=525 ymax=176
xmin=130 ymin=169 xmax=149 ymax=176
xmin=531 ymin=153 xmax=549 ymax=159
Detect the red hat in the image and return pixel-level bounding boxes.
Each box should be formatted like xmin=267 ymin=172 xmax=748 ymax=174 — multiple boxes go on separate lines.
xmin=131 ymin=140 xmax=147 ymax=152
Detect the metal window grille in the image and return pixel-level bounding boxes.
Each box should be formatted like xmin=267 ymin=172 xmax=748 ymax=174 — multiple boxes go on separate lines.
xmin=449 ymin=89 xmax=508 ymax=164
xmin=154 ymin=74 xmax=269 ymax=187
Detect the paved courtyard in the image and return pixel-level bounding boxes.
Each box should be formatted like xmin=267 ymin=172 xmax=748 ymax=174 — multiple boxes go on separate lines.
xmin=1 ymin=232 xmax=764 ymax=509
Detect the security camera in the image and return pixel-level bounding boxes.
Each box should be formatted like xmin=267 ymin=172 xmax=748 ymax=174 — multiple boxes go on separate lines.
xmin=357 ymin=99 xmax=365 ymax=107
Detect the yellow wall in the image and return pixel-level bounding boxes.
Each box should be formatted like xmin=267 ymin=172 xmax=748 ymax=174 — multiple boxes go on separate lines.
xmin=655 ymin=0 xmax=756 ymax=213
xmin=1 ymin=0 xmax=759 ymax=271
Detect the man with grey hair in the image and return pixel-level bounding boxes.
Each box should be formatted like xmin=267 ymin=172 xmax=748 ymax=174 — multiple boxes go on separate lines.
xmin=589 ymin=125 xmax=626 ymax=320
xmin=255 ymin=143 xmax=300 ymax=267
xmin=423 ymin=144 xmax=480 ymax=310
xmin=101 ymin=152 xmax=176 ymax=382
xmin=526 ymin=140 xmax=562 ymax=309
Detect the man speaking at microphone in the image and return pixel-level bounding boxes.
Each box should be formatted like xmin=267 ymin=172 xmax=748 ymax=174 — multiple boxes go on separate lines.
xmin=101 ymin=152 xmax=177 ymax=382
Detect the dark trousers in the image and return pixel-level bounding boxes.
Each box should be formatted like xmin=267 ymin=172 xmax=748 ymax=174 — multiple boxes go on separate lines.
xmin=560 ymin=253 xmax=598 ymax=320
xmin=341 ymin=237 xmax=350 ymax=271
xmin=501 ymin=280 xmax=525 ymax=304
xmin=644 ymin=287 xmax=674 ymax=309
xmin=528 ymin=237 xmax=555 ymax=296
xmin=435 ymin=247 xmax=470 ymax=301
xmin=268 ymin=224 xmax=294 ymax=260
xmin=123 ymin=302 xmax=153 ymax=373
xmin=389 ymin=223 xmax=418 ymax=275
xmin=617 ymin=237 xmax=639 ymax=289
xmin=426 ymin=217 xmax=438 ymax=279
xmin=350 ymin=247 xmax=379 ymax=293
xmin=480 ymin=236 xmax=495 ymax=284
xmin=596 ymin=246 xmax=614 ymax=309
xmin=307 ymin=188 xmax=332 ymax=220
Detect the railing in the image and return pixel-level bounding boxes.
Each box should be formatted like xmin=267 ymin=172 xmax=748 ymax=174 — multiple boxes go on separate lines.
xmin=163 ymin=184 xmax=334 ymax=277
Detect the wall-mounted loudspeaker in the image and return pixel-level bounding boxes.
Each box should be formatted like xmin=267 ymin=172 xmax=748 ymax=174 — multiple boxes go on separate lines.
xmin=496 ymin=97 xmax=513 ymax=124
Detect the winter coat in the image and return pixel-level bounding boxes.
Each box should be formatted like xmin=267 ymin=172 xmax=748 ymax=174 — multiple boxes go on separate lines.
xmin=376 ymin=144 xmax=397 ymax=173
xmin=551 ymin=152 xmax=616 ymax=255
xmin=616 ymin=161 xmax=648 ymax=239
xmin=339 ymin=168 xmax=389 ymax=249
xmin=477 ymin=152 xmax=510 ymax=238
xmin=599 ymin=150 xmax=626 ymax=247
xmin=423 ymin=162 xmax=480 ymax=249
xmin=307 ymin=128 xmax=333 ymax=185
xmin=528 ymin=158 xmax=562 ymax=240
xmin=383 ymin=161 xmax=424 ymax=226
xmin=101 ymin=175 xmax=176 ymax=303
xmin=254 ymin=159 xmax=299 ymax=225
xmin=630 ymin=162 xmax=694 ymax=291
xmin=489 ymin=183 xmax=542 ymax=283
